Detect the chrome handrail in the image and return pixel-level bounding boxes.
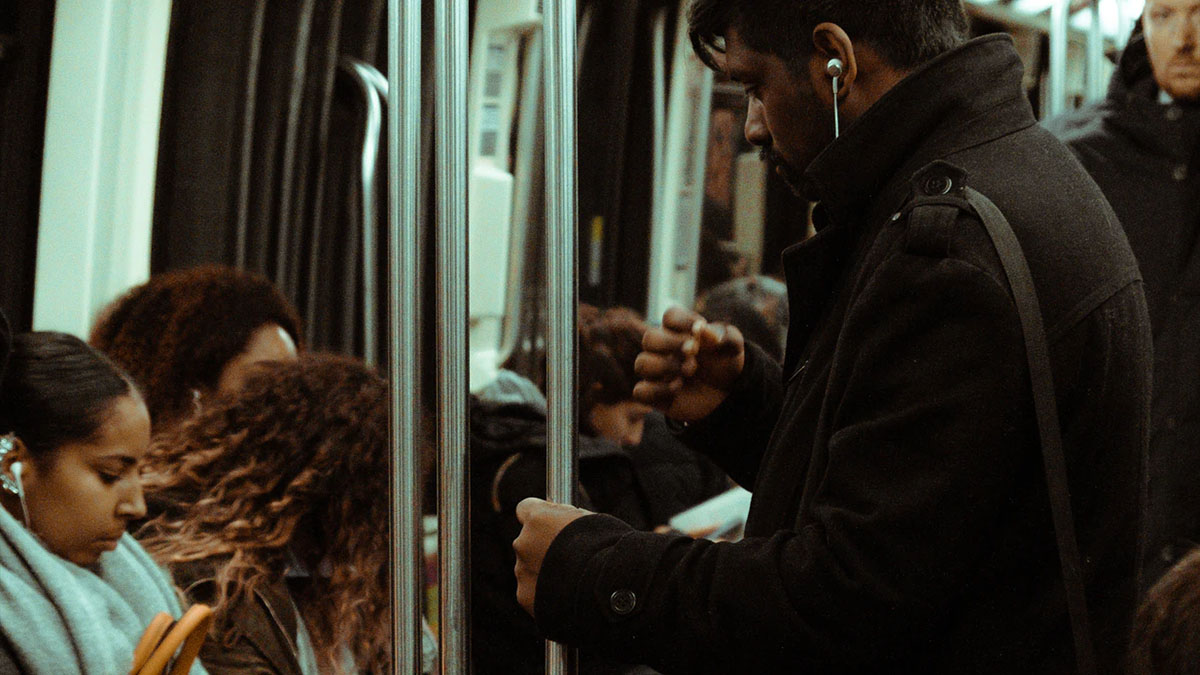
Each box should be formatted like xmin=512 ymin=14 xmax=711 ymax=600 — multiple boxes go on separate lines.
xmin=340 ymin=57 xmax=387 ymax=367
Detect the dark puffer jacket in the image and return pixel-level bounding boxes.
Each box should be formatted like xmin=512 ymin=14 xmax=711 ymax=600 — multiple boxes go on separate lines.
xmin=1045 ymin=25 xmax=1200 ymax=586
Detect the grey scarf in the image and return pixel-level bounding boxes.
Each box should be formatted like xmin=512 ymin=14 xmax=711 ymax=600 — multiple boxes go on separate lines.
xmin=0 ymin=507 xmax=206 ymax=674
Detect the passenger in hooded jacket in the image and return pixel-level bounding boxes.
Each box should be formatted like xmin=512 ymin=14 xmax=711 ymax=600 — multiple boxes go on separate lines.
xmin=1044 ymin=2 xmax=1200 ymax=587
xmin=512 ymin=1 xmax=1153 ymax=673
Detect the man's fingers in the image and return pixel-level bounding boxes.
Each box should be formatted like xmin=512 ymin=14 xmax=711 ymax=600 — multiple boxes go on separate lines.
xmin=516 ymin=497 xmax=546 ymax=524
xmin=633 ymin=378 xmax=684 ymax=408
xmin=635 ymin=351 xmax=683 ymax=380
xmin=697 ymin=322 xmax=744 ymax=356
xmin=642 ymin=325 xmax=689 ymax=353
xmin=661 ymin=306 xmax=704 ymax=333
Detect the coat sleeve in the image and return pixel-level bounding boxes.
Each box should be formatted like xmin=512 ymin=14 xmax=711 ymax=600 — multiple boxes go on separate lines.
xmin=532 ymin=246 xmax=1037 ymax=673
xmin=672 ymin=341 xmax=784 ymax=487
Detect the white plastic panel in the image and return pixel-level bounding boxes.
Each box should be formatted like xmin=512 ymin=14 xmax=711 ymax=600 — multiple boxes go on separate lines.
xmin=467 ymin=0 xmax=541 ymax=391
xmin=33 ymin=0 xmax=171 ymax=336
xmin=646 ymin=1 xmax=714 ymax=324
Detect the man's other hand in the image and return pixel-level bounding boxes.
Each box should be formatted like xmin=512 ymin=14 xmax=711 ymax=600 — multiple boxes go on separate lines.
xmin=513 ymin=498 xmax=594 ymax=616
xmin=634 ymin=306 xmax=745 ymax=422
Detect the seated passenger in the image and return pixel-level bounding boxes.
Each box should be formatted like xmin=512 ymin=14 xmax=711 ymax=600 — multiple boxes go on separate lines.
xmin=1127 ymin=547 xmax=1200 ymax=674
xmin=90 ymin=265 xmax=301 ymax=432
xmin=470 ymin=305 xmax=728 ymax=674
xmin=694 ymin=275 xmax=789 ymax=364
xmin=0 ymin=328 xmax=204 ymax=673
xmin=137 ymin=355 xmax=391 ymax=674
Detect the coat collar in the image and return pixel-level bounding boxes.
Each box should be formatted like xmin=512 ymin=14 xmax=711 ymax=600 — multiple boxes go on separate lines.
xmin=802 ymin=34 xmax=1035 ymax=227
xmin=780 ymin=36 xmax=1035 ymax=371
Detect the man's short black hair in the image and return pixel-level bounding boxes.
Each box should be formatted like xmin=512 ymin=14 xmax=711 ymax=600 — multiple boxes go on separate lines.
xmin=689 ymin=0 xmax=971 ymax=73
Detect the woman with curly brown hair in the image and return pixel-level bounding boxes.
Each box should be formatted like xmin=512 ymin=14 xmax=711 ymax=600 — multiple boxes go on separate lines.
xmin=90 ymin=265 xmax=302 ymax=431
xmin=577 ymin=304 xmax=656 ymax=448
xmin=136 ymin=354 xmax=391 ymax=674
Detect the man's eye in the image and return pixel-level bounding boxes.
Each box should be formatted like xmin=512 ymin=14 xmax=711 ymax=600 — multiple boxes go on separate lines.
xmin=99 ymin=471 xmax=122 ymax=484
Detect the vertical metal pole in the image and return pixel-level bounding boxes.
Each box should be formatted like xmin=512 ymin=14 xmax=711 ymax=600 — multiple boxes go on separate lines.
xmin=545 ymin=0 xmax=578 ymax=672
xmin=388 ymin=1 xmax=423 ymax=672
xmin=436 ymin=0 xmax=470 ymax=671
xmin=1087 ymin=0 xmax=1107 ymax=102
xmin=1049 ymin=0 xmax=1069 ymax=116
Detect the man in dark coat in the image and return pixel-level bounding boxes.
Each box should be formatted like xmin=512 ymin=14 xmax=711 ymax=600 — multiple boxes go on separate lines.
xmin=513 ymin=1 xmax=1153 ymax=673
xmin=1044 ymin=1 xmax=1200 ymax=587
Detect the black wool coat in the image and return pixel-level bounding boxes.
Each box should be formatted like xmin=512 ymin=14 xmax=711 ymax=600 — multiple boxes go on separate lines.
xmin=1045 ymin=27 xmax=1200 ymax=586
xmin=533 ymin=36 xmax=1152 ymax=674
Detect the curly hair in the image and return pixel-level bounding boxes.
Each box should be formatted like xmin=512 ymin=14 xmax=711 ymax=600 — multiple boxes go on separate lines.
xmin=89 ymin=265 xmax=302 ymax=428
xmin=578 ymin=304 xmax=647 ymax=419
xmin=1128 ymin=547 xmax=1200 ymax=674
xmin=137 ymin=354 xmax=389 ymax=672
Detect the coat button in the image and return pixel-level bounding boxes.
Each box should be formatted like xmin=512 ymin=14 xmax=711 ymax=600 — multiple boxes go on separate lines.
xmin=609 ymin=589 xmax=637 ymax=615
xmin=1166 ymin=416 xmax=1179 ymax=431
xmin=923 ymin=175 xmax=953 ymax=195
xmin=1166 ymin=106 xmax=1183 ymax=122
xmin=1173 ymin=164 xmax=1188 ymax=182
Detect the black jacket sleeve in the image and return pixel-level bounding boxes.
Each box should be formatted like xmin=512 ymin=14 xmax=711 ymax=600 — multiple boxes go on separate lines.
xmin=673 ymin=342 xmax=784 ymax=487
xmin=532 ymin=249 xmax=1039 ymax=673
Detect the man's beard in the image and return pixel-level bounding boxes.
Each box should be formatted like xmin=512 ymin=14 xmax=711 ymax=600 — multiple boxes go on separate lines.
xmin=759 ymin=143 xmax=804 ymax=195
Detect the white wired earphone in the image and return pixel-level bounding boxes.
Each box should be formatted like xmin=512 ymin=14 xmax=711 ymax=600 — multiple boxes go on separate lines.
xmin=826 ymin=58 xmax=844 ymax=138
xmin=12 ymin=461 xmax=29 ymax=528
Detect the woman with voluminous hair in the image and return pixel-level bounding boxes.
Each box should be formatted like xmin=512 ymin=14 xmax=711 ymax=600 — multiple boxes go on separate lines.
xmin=137 ymin=354 xmax=390 ymax=674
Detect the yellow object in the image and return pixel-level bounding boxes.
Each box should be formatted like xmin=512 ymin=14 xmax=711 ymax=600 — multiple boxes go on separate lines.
xmin=129 ymin=604 xmax=213 ymax=675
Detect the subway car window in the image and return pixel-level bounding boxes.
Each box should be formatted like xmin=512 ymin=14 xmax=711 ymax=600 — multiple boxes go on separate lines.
xmin=11 ymin=0 xmax=1196 ymax=673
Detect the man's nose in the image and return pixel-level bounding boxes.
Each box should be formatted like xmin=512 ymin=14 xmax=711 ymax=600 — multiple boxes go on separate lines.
xmin=1172 ymin=13 xmax=1198 ymax=50
xmin=744 ymin=99 xmax=769 ymax=146
xmin=117 ymin=481 xmax=147 ymax=521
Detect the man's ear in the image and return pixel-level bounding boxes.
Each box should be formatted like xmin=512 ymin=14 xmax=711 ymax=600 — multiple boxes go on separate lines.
xmin=811 ymin=22 xmax=857 ymax=99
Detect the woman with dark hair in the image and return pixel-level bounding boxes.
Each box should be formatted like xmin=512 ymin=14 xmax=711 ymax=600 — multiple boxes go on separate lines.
xmin=90 ymin=265 xmax=302 ymax=430
xmin=694 ymin=275 xmax=789 ymax=364
xmin=137 ymin=355 xmax=394 ymax=674
xmin=578 ymin=305 xmax=656 ymax=447
xmin=0 ymin=332 xmax=204 ymax=673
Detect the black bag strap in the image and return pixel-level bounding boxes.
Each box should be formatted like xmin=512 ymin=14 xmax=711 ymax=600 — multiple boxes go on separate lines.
xmin=909 ymin=186 xmax=1097 ymax=674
